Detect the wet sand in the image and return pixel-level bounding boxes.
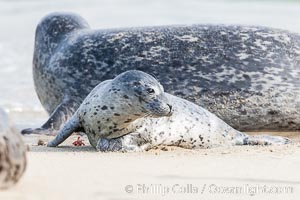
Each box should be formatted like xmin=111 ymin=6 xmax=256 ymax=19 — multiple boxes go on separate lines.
xmin=0 ymin=132 xmax=299 ymax=200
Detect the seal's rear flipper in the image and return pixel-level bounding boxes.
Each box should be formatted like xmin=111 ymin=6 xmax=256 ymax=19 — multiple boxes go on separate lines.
xmin=21 ymin=99 xmax=78 ymax=135
xmin=242 ymin=135 xmax=292 ymax=145
xmin=47 ymin=115 xmax=81 ymax=147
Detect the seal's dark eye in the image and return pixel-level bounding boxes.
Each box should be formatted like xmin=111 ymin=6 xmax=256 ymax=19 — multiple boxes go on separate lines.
xmin=147 ymin=88 xmax=155 ymax=94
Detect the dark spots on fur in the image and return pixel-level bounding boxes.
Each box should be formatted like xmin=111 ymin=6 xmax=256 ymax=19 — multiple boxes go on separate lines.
xmin=101 ymin=106 xmax=108 ymax=110
xmin=207 ymin=139 xmax=210 ymax=142
xmin=84 ymin=112 xmax=87 ymax=116
xmin=243 ymin=74 xmax=250 ymax=79
xmin=114 ymin=113 xmax=120 ymax=116
xmin=106 ymin=118 xmax=110 ymax=121
xmin=288 ymin=121 xmax=296 ymax=125
xmin=110 ymin=106 xmax=114 ymax=110
xmin=94 ymin=112 xmax=97 ymax=115
xmin=117 ymin=128 xmax=124 ymax=132
xmin=138 ymin=96 xmax=144 ymax=103
xmin=177 ymin=139 xmax=183 ymax=146
xmin=199 ymin=135 xmax=203 ymax=141
xmin=241 ymin=109 xmax=247 ymax=115
xmin=159 ymin=132 xmax=164 ymax=136
xmin=196 ymin=118 xmax=199 ymax=121
xmin=133 ymin=81 xmax=141 ymax=86
xmin=109 ymin=126 xmax=113 ymax=129
xmin=134 ymin=114 xmax=141 ymax=116
xmin=97 ymin=121 xmax=100 ymax=124
xmin=268 ymin=110 xmax=278 ymax=115
xmin=123 ymin=95 xmax=129 ymax=99
xmin=124 ymin=119 xmax=132 ymax=123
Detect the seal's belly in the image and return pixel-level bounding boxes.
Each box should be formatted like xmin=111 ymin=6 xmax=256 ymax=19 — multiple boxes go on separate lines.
xmin=149 ymin=95 xmax=239 ymax=148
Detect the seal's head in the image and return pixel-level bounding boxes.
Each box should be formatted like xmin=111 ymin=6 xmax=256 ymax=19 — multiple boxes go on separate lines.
xmin=113 ymin=70 xmax=173 ymax=118
xmin=34 ymin=12 xmax=90 ymax=56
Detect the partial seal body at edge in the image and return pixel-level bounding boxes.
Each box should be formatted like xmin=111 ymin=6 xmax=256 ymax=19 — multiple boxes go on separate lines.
xmin=0 ymin=108 xmax=27 ymax=189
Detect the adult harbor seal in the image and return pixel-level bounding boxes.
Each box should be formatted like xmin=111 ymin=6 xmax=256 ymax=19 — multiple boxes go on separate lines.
xmin=0 ymin=108 xmax=26 ymax=189
xmin=22 ymin=12 xmax=300 ymax=134
xmin=47 ymin=71 xmax=291 ymax=152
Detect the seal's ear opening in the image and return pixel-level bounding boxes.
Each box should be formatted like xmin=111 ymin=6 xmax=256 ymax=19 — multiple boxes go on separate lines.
xmin=34 ymin=12 xmax=90 ymax=56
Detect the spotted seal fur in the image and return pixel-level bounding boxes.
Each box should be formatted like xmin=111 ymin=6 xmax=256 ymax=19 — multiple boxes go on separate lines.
xmin=0 ymin=108 xmax=26 ymax=189
xmin=22 ymin=12 xmax=300 ymax=134
xmin=47 ymin=71 xmax=291 ymax=152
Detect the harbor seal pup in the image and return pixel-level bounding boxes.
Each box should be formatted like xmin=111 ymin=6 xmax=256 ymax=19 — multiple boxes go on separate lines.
xmin=0 ymin=108 xmax=26 ymax=189
xmin=47 ymin=71 xmax=291 ymax=152
xmin=22 ymin=12 xmax=300 ymax=135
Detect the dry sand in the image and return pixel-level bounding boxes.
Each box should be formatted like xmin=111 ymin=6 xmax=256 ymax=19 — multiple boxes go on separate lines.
xmin=0 ymin=132 xmax=299 ymax=200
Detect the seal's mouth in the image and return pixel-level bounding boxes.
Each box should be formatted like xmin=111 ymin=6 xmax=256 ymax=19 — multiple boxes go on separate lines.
xmin=165 ymin=104 xmax=173 ymax=117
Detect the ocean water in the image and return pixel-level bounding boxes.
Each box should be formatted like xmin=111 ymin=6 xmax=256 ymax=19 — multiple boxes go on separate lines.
xmin=1 ymin=0 xmax=300 ymax=129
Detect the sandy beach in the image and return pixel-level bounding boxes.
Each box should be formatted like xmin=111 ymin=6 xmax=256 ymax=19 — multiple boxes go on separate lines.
xmin=0 ymin=133 xmax=299 ymax=200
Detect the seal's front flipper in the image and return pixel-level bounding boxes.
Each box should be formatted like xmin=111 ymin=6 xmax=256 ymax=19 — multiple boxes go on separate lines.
xmin=47 ymin=115 xmax=81 ymax=147
xmin=21 ymin=98 xmax=78 ymax=135
xmin=243 ymin=135 xmax=292 ymax=145
xmin=96 ymin=133 xmax=151 ymax=152
xmin=96 ymin=138 xmax=123 ymax=152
